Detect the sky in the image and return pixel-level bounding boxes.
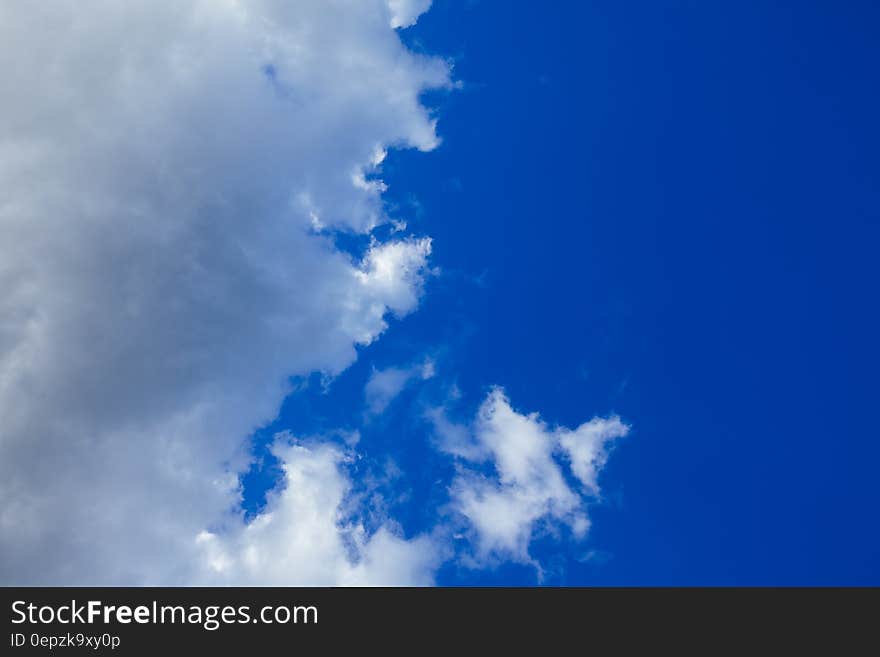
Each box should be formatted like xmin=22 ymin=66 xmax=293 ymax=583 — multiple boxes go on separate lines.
xmin=1 ymin=1 xmax=878 ymax=586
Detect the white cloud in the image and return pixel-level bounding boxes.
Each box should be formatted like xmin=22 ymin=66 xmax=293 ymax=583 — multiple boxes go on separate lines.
xmin=558 ymin=416 xmax=630 ymax=494
xmin=441 ymin=389 xmax=629 ymax=567
xmin=0 ymin=0 xmax=448 ymax=585
xmin=0 ymin=1 xmax=631 ymax=586
xmin=365 ymin=357 xmax=435 ymax=415
xmin=387 ymin=0 xmax=433 ymax=28
xmin=197 ymin=387 xmax=628 ymax=585
xmin=425 ymin=406 xmax=485 ymax=461
xmin=196 ymin=435 xmax=440 ymax=586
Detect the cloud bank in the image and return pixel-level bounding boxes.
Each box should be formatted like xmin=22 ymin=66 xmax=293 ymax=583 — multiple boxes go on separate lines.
xmin=0 ymin=1 xmax=629 ymax=585
xmin=0 ymin=0 xmax=447 ymax=585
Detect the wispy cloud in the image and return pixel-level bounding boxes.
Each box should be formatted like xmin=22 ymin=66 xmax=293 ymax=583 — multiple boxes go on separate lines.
xmin=365 ymin=358 xmax=436 ymax=416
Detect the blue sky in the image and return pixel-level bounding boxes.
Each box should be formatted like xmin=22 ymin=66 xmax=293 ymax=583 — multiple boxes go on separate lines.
xmin=241 ymin=1 xmax=880 ymax=584
xmin=1 ymin=1 xmax=878 ymax=585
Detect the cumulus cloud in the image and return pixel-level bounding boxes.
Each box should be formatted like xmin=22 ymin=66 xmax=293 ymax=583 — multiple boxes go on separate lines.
xmin=196 ymin=435 xmax=440 ymax=586
xmin=437 ymin=389 xmax=629 ymax=567
xmin=387 ymin=0 xmax=434 ymax=28
xmin=365 ymin=357 xmax=435 ymax=415
xmin=0 ymin=0 xmax=448 ymax=585
xmin=198 ymin=385 xmax=629 ymax=584
xmin=0 ymin=1 xmax=630 ymax=586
